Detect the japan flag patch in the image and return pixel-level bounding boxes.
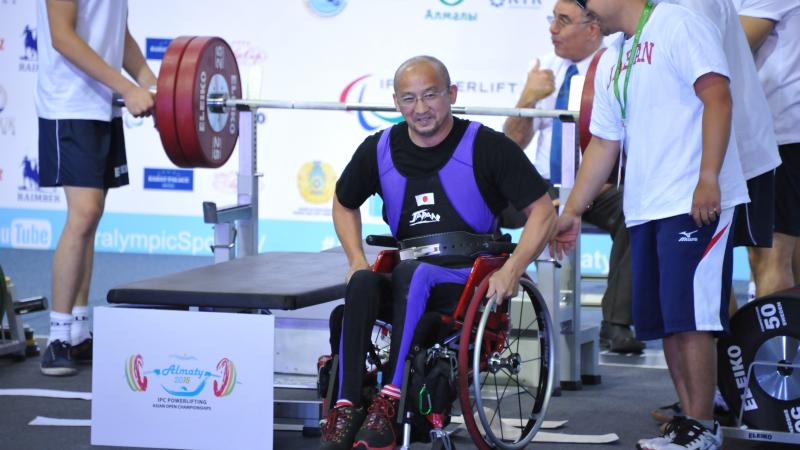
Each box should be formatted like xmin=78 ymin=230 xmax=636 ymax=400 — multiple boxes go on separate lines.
xmin=415 ymin=193 xmax=435 ymax=206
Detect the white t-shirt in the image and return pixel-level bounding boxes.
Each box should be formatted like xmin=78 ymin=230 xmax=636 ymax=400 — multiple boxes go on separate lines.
xmin=655 ymin=0 xmax=780 ymax=179
xmin=590 ymin=3 xmax=749 ymax=226
xmin=35 ymin=0 xmax=128 ymax=121
xmin=736 ymin=0 xmax=800 ymax=146
xmin=522 ymin=50 xmax=601 ymax=180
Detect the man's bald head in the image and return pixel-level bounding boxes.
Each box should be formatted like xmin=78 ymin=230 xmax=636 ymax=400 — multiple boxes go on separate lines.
xmin=393 ymin=55 xmax=451 ymax=92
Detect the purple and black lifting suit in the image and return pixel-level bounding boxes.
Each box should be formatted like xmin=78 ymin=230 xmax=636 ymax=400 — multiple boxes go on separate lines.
xmin=335 ymin=121 xmax=498 ymax=404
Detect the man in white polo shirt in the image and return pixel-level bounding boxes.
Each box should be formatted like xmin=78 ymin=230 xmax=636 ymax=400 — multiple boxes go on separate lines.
xmin=736 ymin=0 xmax=800 ymax=297
xmin=552 ymin=1 xmax=749 ymax=448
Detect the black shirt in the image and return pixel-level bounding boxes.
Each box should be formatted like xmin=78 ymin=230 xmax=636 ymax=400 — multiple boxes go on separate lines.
xmin=336 ymin=117 xmax=549 ymax=216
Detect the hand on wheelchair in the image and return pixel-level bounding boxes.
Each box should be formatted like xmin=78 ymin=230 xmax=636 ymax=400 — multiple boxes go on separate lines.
xmin=486 ymin=263 xmax=522 ymax=306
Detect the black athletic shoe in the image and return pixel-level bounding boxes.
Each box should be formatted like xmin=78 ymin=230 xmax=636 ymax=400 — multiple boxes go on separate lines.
xmin=40 ymin=340 xmax=77 ymax=376
xmin=319 ymin=404 xmax=366 ymax=450
xmin=70 ymin=335 xmax=93 ymax=364
xmin=352 ymin=395 xmax=399 ymax=450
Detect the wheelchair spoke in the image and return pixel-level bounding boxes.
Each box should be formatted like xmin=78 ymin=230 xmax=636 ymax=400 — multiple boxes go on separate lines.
xmin=503 ymin=317 xmax=537 ymax=351
xmin=515 ymin=290 xmax=527 ymax=355
xmin=491 ymin=372 xmax=505 ymax=441
xmin=521 ymin=356 xmax=542 ymax=364
xmin=516 ymin=371 xmax=525 ymax=431
xmin=500 ymin=368 xmax=540 ymax=401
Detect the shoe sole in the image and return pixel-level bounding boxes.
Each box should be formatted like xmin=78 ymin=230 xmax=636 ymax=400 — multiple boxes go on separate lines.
xmin=41 ymin=366 xmax=78 ymax=376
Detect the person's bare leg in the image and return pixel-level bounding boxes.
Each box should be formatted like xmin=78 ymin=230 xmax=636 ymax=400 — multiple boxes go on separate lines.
xmin=728 ymin=290 xmax=738 ymax=317
xmin=51 ymin=187 xmax=105 ymax=315
xmin=663 ymin=334 xmax=690 ymax=412
xmin=749 ymin=233 xmax=796 ymax=297
xmin=679 ymin=331 xmax=716 ymax=420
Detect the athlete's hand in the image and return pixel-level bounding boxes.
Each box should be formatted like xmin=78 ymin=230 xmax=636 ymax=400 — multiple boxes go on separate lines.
xmin=691 ymin=173 xmax=721 ymax=227
xmin=486 ymin=265 xmax=521 ymax=307
xmin=519 ymin=59 xmax=556 ymax=106
xmin=549 ymin=212 xmax=581 ymax=260
xmin=122 ymin=84 xmax=155 ymax=118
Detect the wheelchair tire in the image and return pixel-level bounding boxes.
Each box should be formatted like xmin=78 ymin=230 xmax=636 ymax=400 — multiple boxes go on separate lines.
xmin=457 ymin=275 xmax=555 ymax=450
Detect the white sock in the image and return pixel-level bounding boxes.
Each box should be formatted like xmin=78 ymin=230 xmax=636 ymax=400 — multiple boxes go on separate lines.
xmin=71 ymin=306 xmax=91 ymax=344
xmin=48 ymin=311 xmax=73 ymax=345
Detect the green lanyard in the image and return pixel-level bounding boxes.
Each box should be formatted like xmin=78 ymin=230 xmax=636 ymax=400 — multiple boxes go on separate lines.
xmin=613 ymin=1 xmax=654 ymax=123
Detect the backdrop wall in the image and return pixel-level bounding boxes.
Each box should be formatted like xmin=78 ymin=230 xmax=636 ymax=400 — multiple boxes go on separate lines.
xmin=0 ymin=0 xmax=751 ymax=279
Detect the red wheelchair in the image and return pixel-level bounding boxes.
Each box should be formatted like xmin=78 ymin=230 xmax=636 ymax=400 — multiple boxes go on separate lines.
xmin=319 ymin=235 xmax=556 ymax=450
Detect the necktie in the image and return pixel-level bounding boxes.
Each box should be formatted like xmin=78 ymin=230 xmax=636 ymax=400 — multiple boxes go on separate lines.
xmin=550 ymin=63 xmax=578 ymax=184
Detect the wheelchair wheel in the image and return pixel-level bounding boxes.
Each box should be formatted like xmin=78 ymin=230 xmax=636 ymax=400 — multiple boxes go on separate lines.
xmin=457 ymin=276 xmax=555 ymax=450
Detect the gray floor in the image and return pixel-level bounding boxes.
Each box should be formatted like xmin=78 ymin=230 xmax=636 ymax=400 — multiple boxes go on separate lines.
xmin=0 ymin=249 xmax=784 ymax=449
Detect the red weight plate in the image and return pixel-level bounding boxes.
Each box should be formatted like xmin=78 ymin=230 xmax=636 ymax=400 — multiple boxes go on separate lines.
xmin=174 ymin=36 xmax=241 ymax=168
xmin=579 ymin=48 xmax=605 ymax=154
xmin=155 ymin=36 xmax=195 ymax=167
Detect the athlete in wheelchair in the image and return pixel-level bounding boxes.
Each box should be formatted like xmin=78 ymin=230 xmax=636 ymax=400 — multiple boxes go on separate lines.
xmin=318 ymin=55 xmax=557 ymax=450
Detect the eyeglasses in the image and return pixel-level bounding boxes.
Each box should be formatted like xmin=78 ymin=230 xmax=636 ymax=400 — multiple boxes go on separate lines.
xmin=547 ymin=14 xmax=594 ymax=29
xmin=397 ymin=89 xmax=449 ymax=108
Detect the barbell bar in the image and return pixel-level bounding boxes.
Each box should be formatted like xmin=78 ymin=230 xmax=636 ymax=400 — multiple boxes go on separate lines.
xmin=115 ymin=36 xmax=591 ymax=169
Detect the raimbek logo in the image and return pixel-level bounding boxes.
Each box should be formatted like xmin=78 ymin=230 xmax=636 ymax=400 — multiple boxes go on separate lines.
xmin=19 ymin=25 xmax=37 ymax=72
xmin=306 ymin=0 xmax=347 ymax=17
xmin=18 ymin=156 xmax=61 ymax=203
xmin=340 ymin=75 xmax=403 ymax=131
xmin=126 ymin=354 xmax=240 ymax=408
xmin=19 ymin=156 xmax=39 ymax=191
xmin=297 ymin=161 xmax=336 ymax=204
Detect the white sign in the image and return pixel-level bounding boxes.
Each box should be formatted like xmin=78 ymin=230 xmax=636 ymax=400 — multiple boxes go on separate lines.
xmin=91 ymin=307 xmax=274 ymax=449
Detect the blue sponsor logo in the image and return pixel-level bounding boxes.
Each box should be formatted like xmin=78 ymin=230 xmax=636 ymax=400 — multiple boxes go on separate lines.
xmin=145 ymin=38 xmax=172 ymax=60
xmin=19 ymin=25 xmax=37 ymax=72
xmin=143 ymin=168 xmax=194 ymax=191
xmin=306 ymin=0 xmax=347 ymax=17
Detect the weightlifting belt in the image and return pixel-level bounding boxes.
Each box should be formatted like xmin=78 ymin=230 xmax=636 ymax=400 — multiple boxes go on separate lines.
xmin=397 ymin=231 xmax=502 ymax=261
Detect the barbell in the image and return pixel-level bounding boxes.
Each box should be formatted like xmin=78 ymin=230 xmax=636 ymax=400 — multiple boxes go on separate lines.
xmin=118 ymin=36 xmax=601 ymax=169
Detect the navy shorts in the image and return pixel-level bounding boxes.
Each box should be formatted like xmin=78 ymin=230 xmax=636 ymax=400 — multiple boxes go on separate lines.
xmin=733 ymin=170 xmax=774 ymax=247
xmin=775 ymin=143 xmax=800 ymax=237
xmin=630 ymin=209 xmax=735 ymax=341
xmin=38 ymin=117 xmax=129 ymax=189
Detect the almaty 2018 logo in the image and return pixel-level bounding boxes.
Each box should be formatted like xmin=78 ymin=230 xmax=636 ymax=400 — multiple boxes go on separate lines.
xmin=125 ymin=354 xmax=238 ymax=398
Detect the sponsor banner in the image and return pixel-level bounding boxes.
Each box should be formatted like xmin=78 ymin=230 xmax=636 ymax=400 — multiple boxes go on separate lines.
xmin=0 ymin=207 xmax=753 ymax=280
xmin=144 ymin=37 xmax=171 ymax=60
xmin=143 ymin=168 xmax=194 ymax=191
xmin=92 ymin=307 xmax=274 ymax=449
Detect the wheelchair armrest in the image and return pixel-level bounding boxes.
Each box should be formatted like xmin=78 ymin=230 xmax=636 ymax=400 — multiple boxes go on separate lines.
xmin=366 ymin=234 xmax=398 ymax=248
xmin=372 ymin=250 xmax=400 ymax=273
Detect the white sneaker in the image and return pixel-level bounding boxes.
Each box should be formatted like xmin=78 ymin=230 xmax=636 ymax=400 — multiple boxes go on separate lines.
xmin=660 ymin=419 xmax=722 ymax=450
xmin=636 ymin=417 xmax=685 ymax=450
